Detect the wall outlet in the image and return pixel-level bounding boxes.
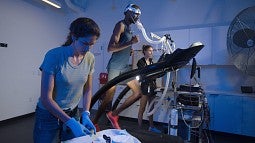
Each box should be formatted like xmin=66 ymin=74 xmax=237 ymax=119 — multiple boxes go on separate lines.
xmin=0 ymin=43 xmax=8 ymax=47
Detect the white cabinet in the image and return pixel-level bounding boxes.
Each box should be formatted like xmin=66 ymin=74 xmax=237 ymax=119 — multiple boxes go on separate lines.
xmin=242 ymin=96 xmax=255 ymax=137
xmin=207 ymin=93 xmax=255 ymax=137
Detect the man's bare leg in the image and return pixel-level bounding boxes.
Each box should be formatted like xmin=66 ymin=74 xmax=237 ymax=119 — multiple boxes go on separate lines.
xmin=112 ymin=79 xmax=141 ymax=116
xmin=93 ymin=86 xmax=116 ymax=124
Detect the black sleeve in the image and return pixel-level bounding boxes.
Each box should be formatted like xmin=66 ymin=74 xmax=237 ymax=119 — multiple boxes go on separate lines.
xmin=137 ymin=58 xmax=145 ymax=69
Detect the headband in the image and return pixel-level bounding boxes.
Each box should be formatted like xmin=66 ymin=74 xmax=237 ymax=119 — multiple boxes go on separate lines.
xmin=124 ymin=4 xmax=141 ymax=15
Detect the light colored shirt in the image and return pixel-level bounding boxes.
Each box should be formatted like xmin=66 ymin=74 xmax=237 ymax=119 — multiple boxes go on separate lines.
xmin=37 ymin=46 xmax=95 ymax=110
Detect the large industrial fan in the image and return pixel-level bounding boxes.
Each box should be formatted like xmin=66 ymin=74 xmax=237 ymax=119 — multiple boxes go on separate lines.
xmin=227 ymin=6 xmax=255 ymax=76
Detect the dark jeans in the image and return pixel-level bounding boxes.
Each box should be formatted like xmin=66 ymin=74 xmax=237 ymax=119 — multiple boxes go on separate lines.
xmin=33 ymin=106 xmax=79 ymax=143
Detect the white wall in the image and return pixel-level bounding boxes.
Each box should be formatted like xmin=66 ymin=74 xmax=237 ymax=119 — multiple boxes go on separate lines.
xmin=0 ymin=0 xmax=255 ymax=121
xmin=83 ymin=0 xmax=255 ymax=92
xmin=0 ymin=0 xmax=72 ymax=121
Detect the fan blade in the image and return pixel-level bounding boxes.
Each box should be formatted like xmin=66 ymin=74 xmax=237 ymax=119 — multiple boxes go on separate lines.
xmin=233 ymin=28 xmax=255 ymax=48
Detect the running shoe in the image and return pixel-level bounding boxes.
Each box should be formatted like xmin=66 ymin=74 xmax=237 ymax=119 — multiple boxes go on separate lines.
xmin=106 ymin=111 xmax=121 ymax=129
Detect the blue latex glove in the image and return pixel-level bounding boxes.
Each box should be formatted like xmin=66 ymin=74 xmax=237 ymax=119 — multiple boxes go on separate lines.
xmin=81 ymin=111 xmax=96 ymax=134
xmin=64 ymin=118 xmax=90 ymax=137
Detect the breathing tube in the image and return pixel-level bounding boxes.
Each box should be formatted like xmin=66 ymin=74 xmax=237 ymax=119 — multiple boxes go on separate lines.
xmin=136 ymin=20 xmax=167 ymax=45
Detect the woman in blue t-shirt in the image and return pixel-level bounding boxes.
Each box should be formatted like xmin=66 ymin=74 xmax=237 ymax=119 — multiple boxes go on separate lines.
xmin=33 ymin=17 xmax=100 ymax=142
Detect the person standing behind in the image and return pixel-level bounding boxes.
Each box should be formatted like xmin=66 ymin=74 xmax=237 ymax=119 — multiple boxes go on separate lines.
xmin=93 ymin=4 xmax=142 ymax=130
xmin=33 ymin=17 xmax=100 ymax=143
xmin=137 ymin=45 xmax=161 ymax=133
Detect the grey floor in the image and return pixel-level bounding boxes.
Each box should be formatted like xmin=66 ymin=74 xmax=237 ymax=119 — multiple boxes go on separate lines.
xmin=0 ymin=111 xmax=254 ymax=143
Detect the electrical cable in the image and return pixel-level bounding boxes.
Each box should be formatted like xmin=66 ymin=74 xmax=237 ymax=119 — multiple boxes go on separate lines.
xmin=180 ymin=107 xmax=204 ymax=129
